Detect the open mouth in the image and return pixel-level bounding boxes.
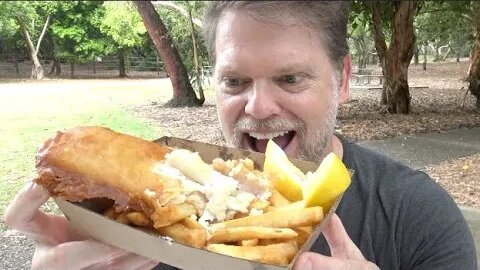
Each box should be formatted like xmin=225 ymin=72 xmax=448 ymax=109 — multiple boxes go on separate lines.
xmin=245 ymin=130 xmax=296 ymax=153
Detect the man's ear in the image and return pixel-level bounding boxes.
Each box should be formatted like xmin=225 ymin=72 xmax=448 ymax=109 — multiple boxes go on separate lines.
xmin=339 ymin=54 xmax=351 ymax=104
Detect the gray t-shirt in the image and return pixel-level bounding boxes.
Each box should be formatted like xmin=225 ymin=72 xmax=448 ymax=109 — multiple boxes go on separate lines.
xmin=153 ymin=138 xmax=477 ymax=269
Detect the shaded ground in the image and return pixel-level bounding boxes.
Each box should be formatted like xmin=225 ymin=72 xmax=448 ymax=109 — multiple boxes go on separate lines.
xmin=423 ymin=153 xmax=480 ymax=208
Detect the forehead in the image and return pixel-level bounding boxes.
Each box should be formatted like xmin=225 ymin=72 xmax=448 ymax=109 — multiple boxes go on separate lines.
xmin=214 ymin=10 xmax=330 ymax=74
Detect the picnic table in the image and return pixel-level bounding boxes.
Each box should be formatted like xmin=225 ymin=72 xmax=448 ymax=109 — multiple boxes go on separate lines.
xmin=351 ymin=68 xmax=384 ymax=85
xmin=351 ymin=74 xmax=384 ymax=85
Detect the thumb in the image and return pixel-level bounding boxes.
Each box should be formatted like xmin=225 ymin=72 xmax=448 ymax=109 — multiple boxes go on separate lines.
xmin=294 ymin=252 xmax=379 ymax=270
xmin=322 ymin=213 xmax=364 ymax=260
xmin=5 ymin=180 xmax=85 ymax=244
xmin=5 ymin=181 xmax=50 ymax=231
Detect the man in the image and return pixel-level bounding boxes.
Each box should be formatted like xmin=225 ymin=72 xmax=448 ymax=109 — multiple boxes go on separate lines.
xmin=5 ymin=1 xmax=477 ymax=270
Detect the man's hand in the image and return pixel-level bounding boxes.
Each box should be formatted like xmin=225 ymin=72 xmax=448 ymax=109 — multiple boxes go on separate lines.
xmin=4 ymin=181 xmax=159 ymax=270
xmin=293 ymin=214 xmax=379 ymax=270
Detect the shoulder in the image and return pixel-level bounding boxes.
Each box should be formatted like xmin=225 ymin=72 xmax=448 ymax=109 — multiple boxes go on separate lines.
xmin=340 ymin=137 xmax=477 ymax=269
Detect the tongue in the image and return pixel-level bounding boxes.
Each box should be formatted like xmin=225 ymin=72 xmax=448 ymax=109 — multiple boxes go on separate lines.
xmin=254 ymin=133 xmax=291 ymax=153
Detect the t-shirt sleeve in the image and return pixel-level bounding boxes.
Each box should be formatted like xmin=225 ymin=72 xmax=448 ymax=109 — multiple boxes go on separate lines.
xmin=398 ymin=172 xmax=477 ymax=270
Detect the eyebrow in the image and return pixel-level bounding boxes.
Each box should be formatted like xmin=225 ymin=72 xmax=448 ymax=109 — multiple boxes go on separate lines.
xmin=216 ymin=63 xmax=315 ymax=77
xmin=272 ymin=63 xmax=315 ymax=76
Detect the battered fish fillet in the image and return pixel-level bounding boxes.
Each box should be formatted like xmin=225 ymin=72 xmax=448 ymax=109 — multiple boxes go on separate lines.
xmin=34 ymin=126 xmax=184 ymax=227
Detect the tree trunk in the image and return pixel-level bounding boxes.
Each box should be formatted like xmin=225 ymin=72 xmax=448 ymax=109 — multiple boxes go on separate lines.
xmin=370 ymin=2 xmax=416 ymax=114
xmin=414 ymin=43 xmax=419 ymax=64
xmin=468 ymin=2 xmax=480 ymax=109
xmin=441 ymin=45 xmax=451 ymax=62
xmin=188 ymin=5 xmax=205 ymax=103
xmin=45 ymin=34 xmax=61 ymax=76
xmin=49 ymin=58 xmax=61 ymax=75
xmin=16 ymin=15 xmax=44 ymax=79
xmin=14 ymin=54 xmax=19 ymax=74
xmin=423 ymin=42 xmax=428 ymax=70
xmin=118 ymin=48 xmax=127 ymax=78
xmin=134 ymin=1 xmax=202 ymax=107
xmin=70 ymin=61 xmax=75 ymax=78
xmin=434 ymin=41 xmax=440 ymax=62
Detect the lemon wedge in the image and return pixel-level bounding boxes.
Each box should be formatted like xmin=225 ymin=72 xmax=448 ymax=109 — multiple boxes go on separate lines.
xmin=263 ymin=140 xmax=305 ymax=202
xmin=302 ymin=152 xmax=351 ymax=212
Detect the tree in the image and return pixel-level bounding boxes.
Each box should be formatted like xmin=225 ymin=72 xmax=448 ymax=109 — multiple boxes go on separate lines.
xmin=153 ymin=1 xmax=209 ymax=100
xmin=0 ymin=2 xmax=53 ymax=79
xmin=134 ymin=1 xmax=203 ymax=107
xmin=50 ymin=1 xmax=113 ymax=78
xmin=348 ymin=12 xmax=375 ymax=70
xmin=367 ymin=1 xmax=419 ymax=114
xmin=468 ymin=1 xmax=480 ymax=108
xmin=94 ymin=2 xmax=148 ymax=78
xmin=415 ymin=1 xmax=472 ymax=69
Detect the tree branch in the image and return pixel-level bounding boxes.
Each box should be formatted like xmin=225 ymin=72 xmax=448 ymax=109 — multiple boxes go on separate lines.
xmin=370 ymin=2 xmax=387 ymax=61
xmin=16 ymin=15 xmax=36 ymax=59
xmin=36 ymin=15 xmax=51 ymax=55
xmin=151 ymin=1 xmax=202 ymax=27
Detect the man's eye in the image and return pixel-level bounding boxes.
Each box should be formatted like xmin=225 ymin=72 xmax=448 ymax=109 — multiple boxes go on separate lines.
xmin=280 ymin=74 xmax=304 ymax=84
xmin=225 ymin=78 xmax=243 ymax=87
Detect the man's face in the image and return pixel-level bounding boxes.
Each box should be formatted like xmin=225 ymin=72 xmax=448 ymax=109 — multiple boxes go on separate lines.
xmin=214 ymin=11 xmax=350 ymax=161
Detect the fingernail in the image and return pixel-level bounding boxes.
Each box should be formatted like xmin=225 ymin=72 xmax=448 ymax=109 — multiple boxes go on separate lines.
xmin=300 ymin=258 xmax=313 ymax=270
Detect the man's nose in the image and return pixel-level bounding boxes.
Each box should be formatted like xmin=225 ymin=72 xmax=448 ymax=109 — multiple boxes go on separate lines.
xmin=244 ymin=82 xmax=281 ymax=119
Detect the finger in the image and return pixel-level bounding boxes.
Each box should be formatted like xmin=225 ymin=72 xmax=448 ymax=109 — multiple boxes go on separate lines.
xmin=4 ymin=181 xmax=50 ymax=230
xmin=32 ymin=240 xmax=125 ymax=270
xmin=103 ymin=252 xmax=159 ymax=270
xmin=294 ymin=252 xmax=380 ymax=270
xmin=322 ymin=214 xmax=364 ymax=260
xmin=5 ymin=181 xmax=86 ymax=244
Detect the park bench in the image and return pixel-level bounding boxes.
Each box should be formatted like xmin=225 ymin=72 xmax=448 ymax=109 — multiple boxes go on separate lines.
xmin=351 ymin=68 xmax=384 ymax=86
xmin=351 ymin=74 xmax=384 ymax=85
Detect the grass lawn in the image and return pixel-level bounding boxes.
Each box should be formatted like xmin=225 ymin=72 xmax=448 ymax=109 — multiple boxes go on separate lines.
xmin=0 ymin=78 xmax=178 ymax=216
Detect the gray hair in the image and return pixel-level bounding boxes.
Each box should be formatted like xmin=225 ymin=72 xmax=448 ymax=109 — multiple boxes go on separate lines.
xmin=202 ymin=1 xmax=350 ymax=73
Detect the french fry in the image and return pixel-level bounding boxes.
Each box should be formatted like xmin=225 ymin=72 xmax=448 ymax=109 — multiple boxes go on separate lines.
xmin=156 ymin=222 xmax=207 ymax=249
xmin=115 ymin=212 xmax=130 ymax=225
xmin=269 ymin=189 xmax=291 ymax=207
xmin=240 ymin=239 xmax=259 ymax=246
xmin=126 ymin=211 xmax=152 ymax=227
xmin=279 ymin=200 xmax=306 ymax=210
xmin=257 ymin=238 xmax=287 ymax=246
xmin=211 ymin=207 xmax=323 ymax=230
xmin=151 ymin=203 xmax=196 ymax=228
xmin=207 ymin=240 xmax=298 ymax=266
xmin=181 ymin=217 xmax=204 ymax=230
xmin=209 ymin=227 xmax=298 ymax=244
xmin=293 ymin=226 xmax=313 ymax=247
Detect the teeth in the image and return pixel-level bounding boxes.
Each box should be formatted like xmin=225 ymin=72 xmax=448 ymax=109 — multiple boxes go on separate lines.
xmin=249 ymin=131 xmax=290 ymax=140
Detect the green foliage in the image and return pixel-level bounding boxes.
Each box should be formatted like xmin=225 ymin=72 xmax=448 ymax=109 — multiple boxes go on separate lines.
xmin=0 ymin=0 xmax=208 ymax=78
xmin=348 ymin=7 xmax=375 ymax=67
xmin=94 ymin=2 xmax=146 ymax=49
xmin=155 ymin=1 xmax=209 ymax=74
xmin=0 ymin=1 xmax=55 ymax=55
xmin=415 ymin=1 xmax=473 ymax=59
xmin=50 ymin=1 xmax=113 ymax=62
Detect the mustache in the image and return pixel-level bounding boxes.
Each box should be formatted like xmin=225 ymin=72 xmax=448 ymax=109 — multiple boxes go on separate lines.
xmin=233 ymin=116 xmax=304 ymax=134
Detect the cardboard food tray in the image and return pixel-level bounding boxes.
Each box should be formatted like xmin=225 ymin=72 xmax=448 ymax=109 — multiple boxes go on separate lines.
xmin=54 ymin=136 xmax=345 ymax=270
